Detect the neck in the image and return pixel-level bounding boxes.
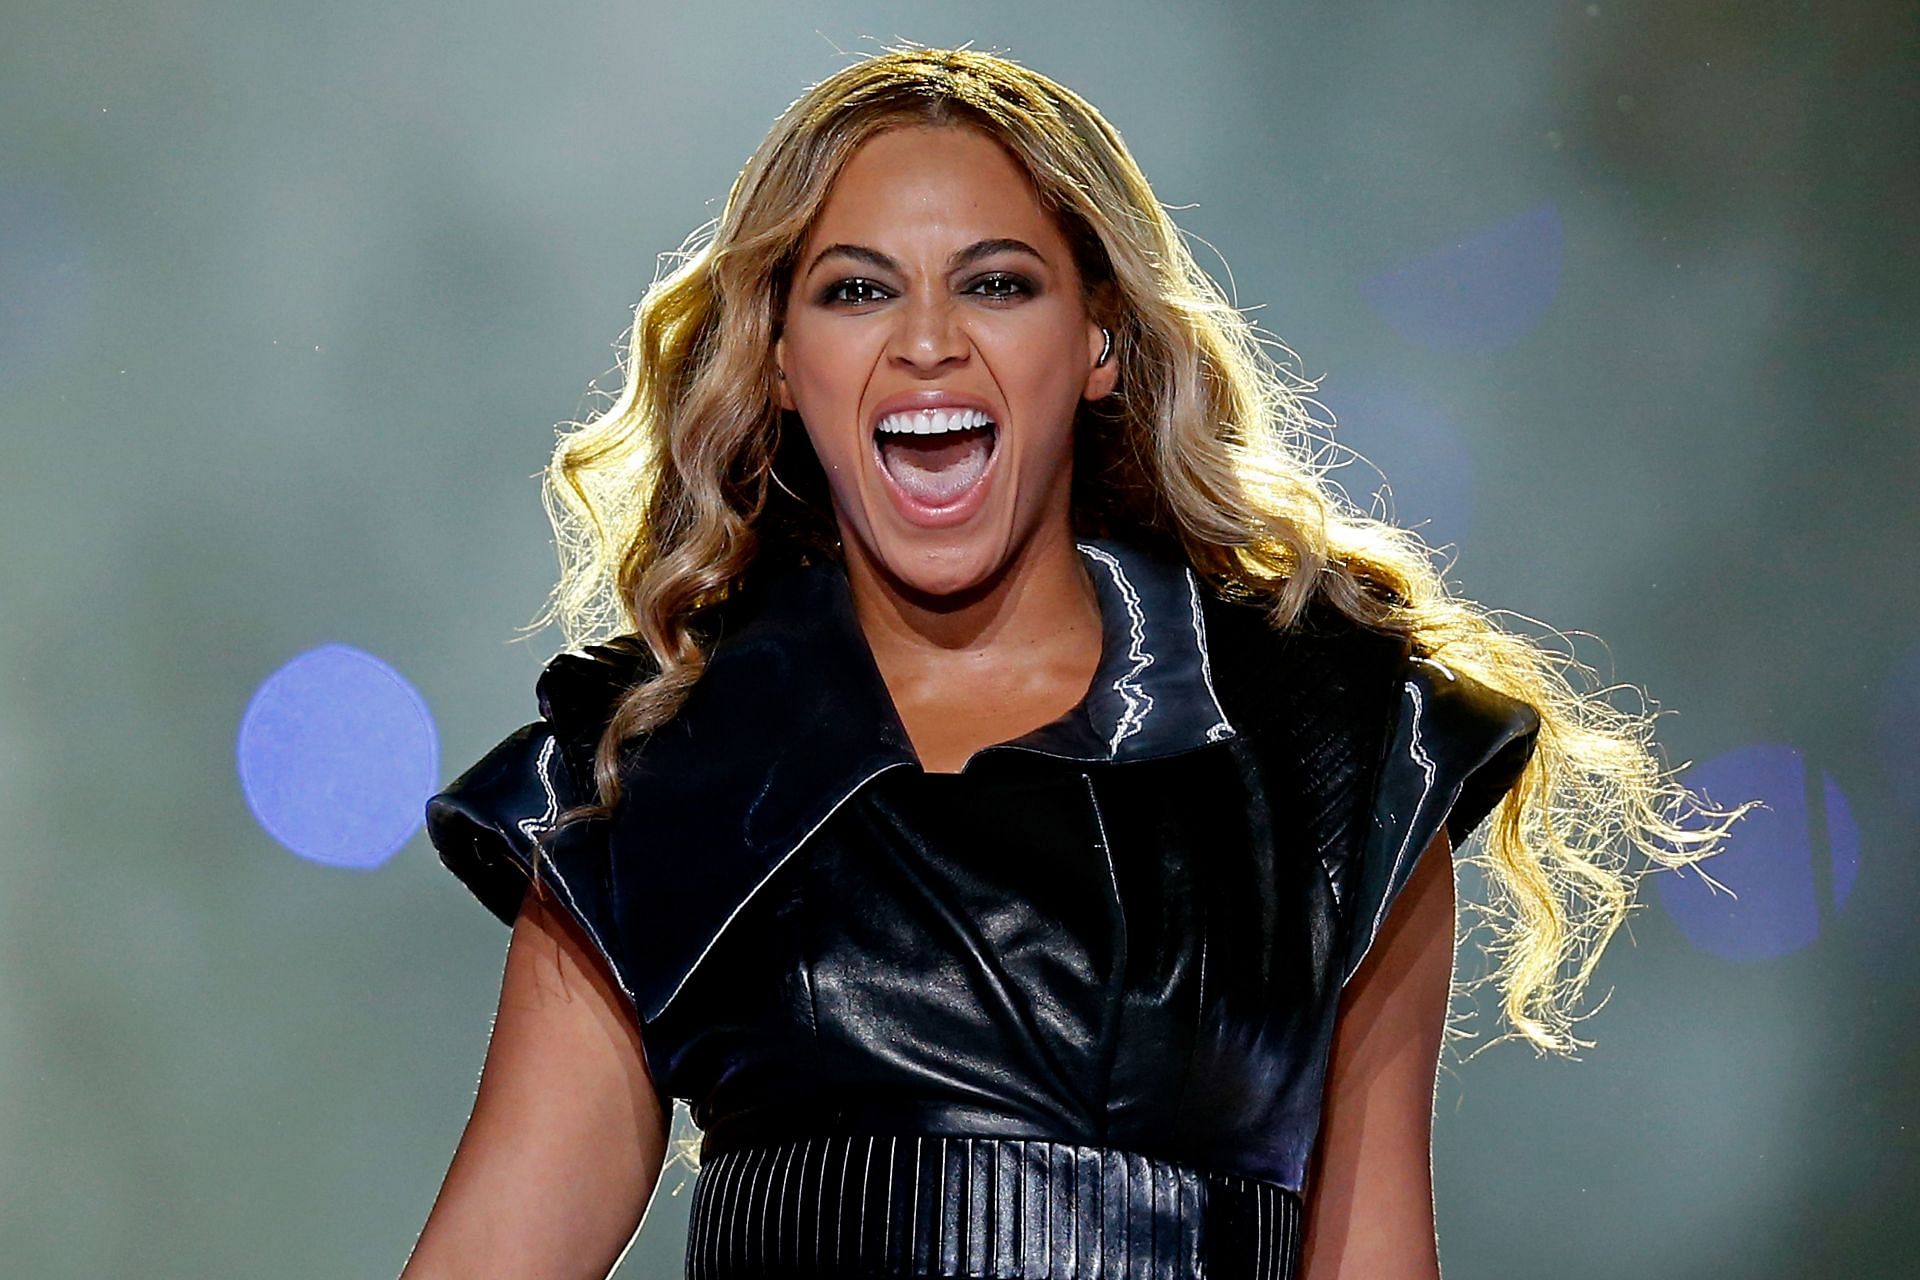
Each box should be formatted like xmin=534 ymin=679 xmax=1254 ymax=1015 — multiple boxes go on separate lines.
xmin=837 ymin=521 xmax=1103 ymax=735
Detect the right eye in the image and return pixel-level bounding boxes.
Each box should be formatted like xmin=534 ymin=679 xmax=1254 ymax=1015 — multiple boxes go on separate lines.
xmin=820 ymin=277 xmax=891 ymax=306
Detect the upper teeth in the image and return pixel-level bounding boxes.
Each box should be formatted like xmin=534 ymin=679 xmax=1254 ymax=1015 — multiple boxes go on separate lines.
xmin=875 ymin=407 xmax=995 ymax=436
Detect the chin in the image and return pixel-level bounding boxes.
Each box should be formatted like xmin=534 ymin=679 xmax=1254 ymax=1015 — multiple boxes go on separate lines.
xmin=862 ymin=523 xmax=1016 ymax=603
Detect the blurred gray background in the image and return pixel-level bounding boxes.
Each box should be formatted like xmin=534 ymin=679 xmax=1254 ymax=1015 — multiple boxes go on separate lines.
xmin=4 ymin=1 xmax=1915 ymax=1276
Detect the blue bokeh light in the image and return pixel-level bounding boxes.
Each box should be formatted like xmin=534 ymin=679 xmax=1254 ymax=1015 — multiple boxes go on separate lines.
xmin=1319 ymin=379 xmax=1475 ymax=558
xmin=1360 ymin=201 xmax=1565 ymax=353
xmin=236 ymin=644 xmax=439 ymax=869
xmin=1655 ymin=743 xmax=1859 ymax=960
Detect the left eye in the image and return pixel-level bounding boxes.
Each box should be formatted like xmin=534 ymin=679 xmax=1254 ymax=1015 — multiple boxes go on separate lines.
xmin=970 ymin=273 xmax=1030 ymax=300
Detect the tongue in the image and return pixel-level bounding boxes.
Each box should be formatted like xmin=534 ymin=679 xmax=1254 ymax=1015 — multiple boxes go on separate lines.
xmin=878 ymin=425 xmax=994 ymax=506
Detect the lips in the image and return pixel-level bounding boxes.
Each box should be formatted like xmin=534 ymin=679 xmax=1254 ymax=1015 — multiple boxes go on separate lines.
xmin=866 ymin=393 xmax=1001 ymax=527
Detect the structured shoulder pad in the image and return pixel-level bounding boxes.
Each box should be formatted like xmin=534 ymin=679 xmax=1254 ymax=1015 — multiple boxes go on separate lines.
xmin=1340 ymin=654 xmax=1541 ymax=985
xmin=1199 ymin=590 xmax=1414 ymax=916
xmin=424 ymin=635 xmax=657 ymax=1018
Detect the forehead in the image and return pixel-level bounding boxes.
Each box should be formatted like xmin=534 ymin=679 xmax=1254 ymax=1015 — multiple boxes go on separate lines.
xmin=802 ymin=124 xmax=1062 ymax=251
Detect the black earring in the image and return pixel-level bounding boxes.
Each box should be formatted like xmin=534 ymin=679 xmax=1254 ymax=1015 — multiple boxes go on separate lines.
xmin=1095 ymin=328 xmax=1113 ymax=367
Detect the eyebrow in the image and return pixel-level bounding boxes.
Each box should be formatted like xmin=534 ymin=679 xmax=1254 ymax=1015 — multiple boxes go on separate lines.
xmin=803 ymin=237 xmax=1047 ymax=279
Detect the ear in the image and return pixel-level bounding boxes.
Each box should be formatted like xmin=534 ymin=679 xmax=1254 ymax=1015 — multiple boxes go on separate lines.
xmin=774 ymin=333 xmax=797 ymax=412
xmin=1082 ymin=320 xmax=1120 ymax=402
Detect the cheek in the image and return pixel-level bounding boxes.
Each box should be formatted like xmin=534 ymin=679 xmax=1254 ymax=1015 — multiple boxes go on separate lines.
xmin=975 ymin=329 xmax=1085 ymax=440
xmin=798 ymin=417 xmax=856 ymax=475
xmin=788 ymin=334 xmax=877 ymax=419
xmin=977 ymin=309 xmax=1084 ymax=381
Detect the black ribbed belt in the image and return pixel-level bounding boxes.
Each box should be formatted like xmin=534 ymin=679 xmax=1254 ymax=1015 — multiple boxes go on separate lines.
xmin=684 ymin=1133 xmax=1303 ymax=1279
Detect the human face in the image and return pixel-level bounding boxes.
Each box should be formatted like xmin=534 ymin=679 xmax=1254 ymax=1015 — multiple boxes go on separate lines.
xmin=775 ymin=124 xmax=1118 ymax=600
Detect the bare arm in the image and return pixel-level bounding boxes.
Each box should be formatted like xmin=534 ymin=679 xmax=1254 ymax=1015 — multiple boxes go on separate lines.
xmin=1299 ymin=827 xmax=1456 ymax=1280
xmin=401 ymin=893 xmax=670 ymax=1280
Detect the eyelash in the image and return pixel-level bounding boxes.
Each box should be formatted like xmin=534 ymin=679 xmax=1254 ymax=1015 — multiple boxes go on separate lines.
xmin=819 ymin=272 xmax=1034 ymax=307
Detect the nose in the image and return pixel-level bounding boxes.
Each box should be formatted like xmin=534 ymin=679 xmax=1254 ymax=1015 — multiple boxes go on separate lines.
xmin=886 ymin=292 xmax=969 ymax=373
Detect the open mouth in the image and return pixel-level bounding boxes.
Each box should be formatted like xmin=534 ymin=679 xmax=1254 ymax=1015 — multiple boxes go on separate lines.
xmin=872 ymin=406 xmax=998 ymax=509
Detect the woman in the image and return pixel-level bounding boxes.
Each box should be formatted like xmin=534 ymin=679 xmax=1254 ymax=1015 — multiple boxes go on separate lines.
xmin=404 ymin=47 xmax=1742 ymax=1280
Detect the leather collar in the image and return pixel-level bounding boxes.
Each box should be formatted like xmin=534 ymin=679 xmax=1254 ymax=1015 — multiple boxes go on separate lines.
xmin=594 ymin=532 xmax=1240 ymax=1021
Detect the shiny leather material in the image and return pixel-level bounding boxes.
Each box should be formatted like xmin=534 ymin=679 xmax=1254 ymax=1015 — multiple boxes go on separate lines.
xmin=686 ymin=1133 xmax=1302 ymax=1279
xmin=425 ymin=531 xmax=1540 ymax=1273
xmin=603 ymin=534 xmax=1239 ymax=1026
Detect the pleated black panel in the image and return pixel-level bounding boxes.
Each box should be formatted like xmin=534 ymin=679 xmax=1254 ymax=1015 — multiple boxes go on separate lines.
xmin=684 ymin=1134 xmax=1303 ymax=1279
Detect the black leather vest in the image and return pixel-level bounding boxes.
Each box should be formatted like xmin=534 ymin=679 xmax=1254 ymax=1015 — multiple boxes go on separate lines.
xmin=427 ymin=533 xmax=1540 ymax=1278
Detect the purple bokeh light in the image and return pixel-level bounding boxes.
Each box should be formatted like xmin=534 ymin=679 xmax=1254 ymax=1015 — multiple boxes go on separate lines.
xmin=1655 ymin=742 xmax=1859 ymax=960
xmin=236 ymin=644 xmax=439 ymax=869
xmin=1360 ymin=202 xmax=1565 ymax=353
xmin=1318 ymin=379 xmax=1475 ymax=558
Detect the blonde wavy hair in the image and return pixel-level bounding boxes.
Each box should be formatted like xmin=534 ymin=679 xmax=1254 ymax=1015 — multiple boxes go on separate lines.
xmin=524 ymin=44 xmax=1747 ymax=1063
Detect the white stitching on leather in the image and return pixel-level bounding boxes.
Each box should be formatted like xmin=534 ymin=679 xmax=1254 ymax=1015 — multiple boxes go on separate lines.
xmin=1184 ymin=566 xmax=1237 ymax=742
xmin=1077 ymin=542 xmax=1154 ymax=753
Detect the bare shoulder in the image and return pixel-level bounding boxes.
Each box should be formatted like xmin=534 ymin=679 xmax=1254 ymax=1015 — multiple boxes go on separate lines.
xmin=1299 ymin=826 xmax=1455 ymax=1280
xmin=401 ymin=893 xmax=670 ymax=1279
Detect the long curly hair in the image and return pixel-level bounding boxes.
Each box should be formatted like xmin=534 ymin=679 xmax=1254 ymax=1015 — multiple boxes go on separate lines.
xmin=523 ymin=44 xmax=1748 ymax=1060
